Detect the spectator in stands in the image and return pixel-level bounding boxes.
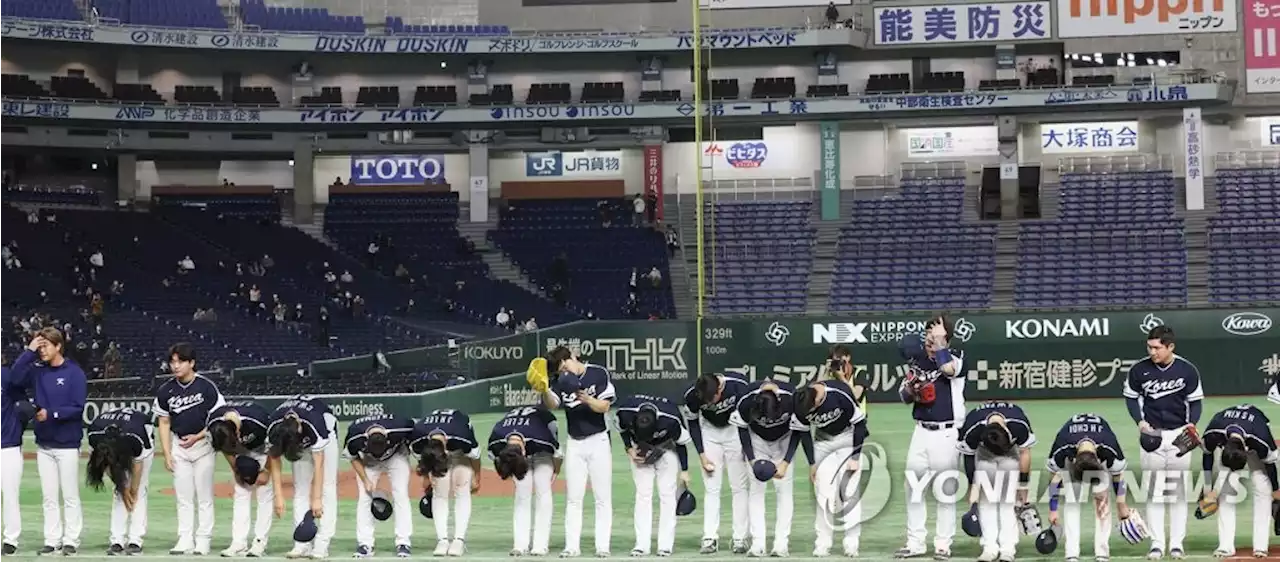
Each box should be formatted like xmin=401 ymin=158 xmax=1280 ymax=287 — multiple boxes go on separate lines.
xmin=524 ymin=317 xmax=538 ymax=332
xmin=109 ymin=280 xmax=123 ymax=296
xmin=247 ymin=262 xmax=265 ymax=277
xmin=178 ymin=255 xmax=195 ymax=274
xmin=633 ymin=194 xmax=646 ymax=225
xmin=103 ymin=342 xmax=122 ymax=379
xmin=495 ymin=308 xmax=511 ymax=329
xmin=825 ymin=1 xmax=839 ymax=26
xmin=367 ymin=240 xmax=380 ymax=268
xmin=222 ymin=179 xmax=231 ymax=187
xmin=648 ymin=266 xmax=663 ymax=288
xmin=26 ymin=210 xmax=39 ymax=224
xmin=339 ymin=270 xmax=353 ymax=284
xmin=193 ymin=308 xmax=207 ymax=322
xmin=351 ymin=295 xmax=366 ymax=317
xmin=665 ymin=225 xmax=679 ymax=257
xmin=598 ymin=201 xmax=612 ymax=228
xmin=90 ymin=293 xmax=104 ymax=322
xmin=551 ymin=283 xmax=567 ymax=307
xmin=403 ymin=299 xmax=416 ymax=315
xmin=88 ymin=248 xmax=104 ymax=271
xmin=315 ymin=307 xmax=330 ymax=346
xmin=394 ymin=264 xmax=409 ymax=282
xmin=272 ymin=302 xmax=287 ymax=324
xmin=586 ymin=311 xmax=596 ymax=320
xmin=292 ymin=303 xmax=304 ymax=323
xmin=334 ymin=177 xmax=344 ymax=187
xmin=248 ymin=285 xmax=261 ymax=304
xmin=646 ymin=191 xmax=658 ymax=224
xmin=261 ymin=254 xmax=274 ymax=269
xmin=623 ymin=294 xmax=639 ymax=318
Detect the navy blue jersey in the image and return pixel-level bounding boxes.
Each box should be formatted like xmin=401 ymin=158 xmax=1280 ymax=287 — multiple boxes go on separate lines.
xmin=1202 ymin=405 xmax=1277 ymax=463
xmin=793 ymin=380 xmax=865 ymax=439
xmin=488 ymin=406 xmax=559 ymax=458
xmin=88 ymin=408 xmax=154 ymax=459
xmin=902 ymin=343 xmax=966 ymax=423
xmin=1123 ymin=356 xmax=1204 ymax=430
xmin=344 ymin=414 xmax=414 ymax=462
xmin=557 ymin=364 xmax=616 ymax=440
xmin=266 ymin=396 xmax=334 ymax=452
xmin=615 ymin=394 xmax=690 ymax=448
xmin=1268 ymin=373 xmax=1279 ymax=405
xmin=1045 ymin=413 xmax=1127 ymax=474
xmin=679 ymin=371 xmax=749 ymax=429
xmin=207 ymin=401 xmax=270 ymax=453
xmin=410 ymin=409 xmax=478 ymax=458
xmin=153 ymin=375 xmax=225 ymax=437
xmin=957 ymin=401 xmax=1036 ymax=455
xmin=729 ymin=380 xmax=798 ymax=443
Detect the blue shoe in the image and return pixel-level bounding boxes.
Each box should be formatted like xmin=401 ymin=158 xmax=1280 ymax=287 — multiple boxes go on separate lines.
xmin=397 ymin=545 xmax=412 ymax=558
xmin=353 ymin=545 xmax=373 ymax=559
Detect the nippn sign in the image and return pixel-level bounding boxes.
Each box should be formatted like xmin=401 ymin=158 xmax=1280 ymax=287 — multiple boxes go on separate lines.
xmin=1056 ymin=0 xmax=1238 ymax=38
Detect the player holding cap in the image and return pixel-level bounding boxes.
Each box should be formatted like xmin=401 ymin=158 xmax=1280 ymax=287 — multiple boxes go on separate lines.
xmin=488 ymin=406 xmax=563 ymax=556
xmin=731 ymin=378 xmax=808 ymax=558
xmin=794 ymin=378 xmax=868 ymax=558
xmin=1197 ymin=404 xmax=1278 ymax=559
xmin=681 ymin=372 xmax=751 ymax=555
xmin=615 ymin=394 xmax=693 ymax=557
xmin=266 ymin=396 xmax=339 ymax=560
xmin=208 ymin=399 xmax=273 ymax=558
xmin=896 ymin=316 xmax=965 ymax=560
xmin=1044 ymin=413 xmax=1133 ymax=562
xmin=86 ymin=407 xmax=154 ymax=556
xmin=538 ymin=346 xmax=617 ymax=558
xmin=346 ymin=413 xmax=415 ymax=559
xmin=411 ymin=408 xmax=480 ymax=557
xmin=1123 ymin=326 xmax=1203 ymax=560
xmin=956 ymin=401 xmax=1036 ymax=562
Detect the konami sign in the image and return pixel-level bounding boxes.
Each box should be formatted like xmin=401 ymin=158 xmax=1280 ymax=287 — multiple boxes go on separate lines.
xmin=349 ymin=154 xmax=447 ymax=185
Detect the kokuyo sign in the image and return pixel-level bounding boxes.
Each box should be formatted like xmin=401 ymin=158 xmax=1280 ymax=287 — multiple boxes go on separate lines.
xmin=1056 ymin=0 xmax=1238 ymax=38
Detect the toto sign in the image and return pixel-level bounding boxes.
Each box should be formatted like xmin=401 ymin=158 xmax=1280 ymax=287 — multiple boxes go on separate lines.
xmin=1221 ymin=312 xmax=1273 ymax=336
xmin=349 ymin=154 xmax=446 ymax=185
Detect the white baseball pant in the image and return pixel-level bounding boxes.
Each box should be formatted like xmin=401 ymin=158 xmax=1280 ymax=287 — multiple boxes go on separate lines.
xmin=1059 ymin=473 xmax=1112 ymax=560
xmin=904 ymin=423 xmax=959 ymax=554
xmin=110 ymin=455 xmax=153 ymax=547
xmin=290 ymin=414 xmax=339 ymax=555
xmin=698 ymin=423 xmax=749 ymax=543
xmin=563 ymin=432 xmax=612 ymax=554
xmin=229 ymin=452 xmax=274 ymax=552
xmin=0 ymin=447 xmax=22 ymax=547
xmin=171 ymin=434 xmax=216 ymax=549
xmin=1140 ymin=429 xmax=1192 ymax=553
xmin=430 ymin=454 xmax=475 ymax=543
xmin=814 ymin=431 xmax=861 ymax=553
xmin=1216 ymin=458 xmax=1274 ymax=554
xmin=632 ymin=449 xmax=679 ymax=554
xmin=512 ymin=454 xmax=555 ymax=554
xmin=356 ymin=450 xmax=413 ymax=548
xmin=37 ymin=446 xmax=82 ymax=548
xmin=974 ymin=455 xmax=1019 ymax=559
xmin=747 ymin=434 xmax=793 ymax=555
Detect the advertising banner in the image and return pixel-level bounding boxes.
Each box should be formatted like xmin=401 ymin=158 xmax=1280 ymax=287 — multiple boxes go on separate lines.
xmin=1246 ymin=4 xmax=1280 ymax=94
xmin=819 ymin=122 xmax=841 ymax=220
xmin=1262 ymin=117 xmax=1280 ymax=146
xmin=702 ymin=141 xmax=771 ymax=169
xmin=349 ymin=154 xmax=446 ymax=185
xmin=525 ymin=151 xmax=623 ymax=177
xmin=699 ymin=0 xmax=850 ymax=9
xmin=643 ymin=144 xmax=664 ymax=220
xmin=1055 ymin=0 xmax=1237 ymax=38
xmin=873 ymin=2 xmax=1050 ymax=45
xmin=1182 ymin=107 xmax=1204 ymax=209
xmin=904 ymin=126 xmax=999 ymax=158
xmin=1039 ymin=121 xmax=1140 ymax=154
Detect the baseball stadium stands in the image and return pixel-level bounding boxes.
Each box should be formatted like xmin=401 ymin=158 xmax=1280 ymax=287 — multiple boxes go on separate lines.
xmin=1 ymin=0 xmax=80 ymax=21
xmin=94 ymin=0 xmax=228 ymax=29
xmin=240 ymin=0 xmax=364 ymax=33
xmin=705 ymin=200 xmax=815 ymax=315
xmin=1209 ymin=168 xmax=1280 ymax=303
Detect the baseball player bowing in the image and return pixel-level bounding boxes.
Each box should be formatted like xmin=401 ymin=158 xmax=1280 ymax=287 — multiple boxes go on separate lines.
xmin=1044 ymin=413 xmax=1135 ymax=562
xmin=956 ymin=401 xmax=1036 ymax=562
xmin=412 ymin=408 xmax=481 ymax=557
xmin=731 ymin=378 xmax=809 ymax=558
xmin=208 ymin=400 xmax=274 ymax=558
xmin=538 ymin=346 xmax=617 ymax=558
xmin=347 ymin=413 xmax=415 ymax=558
xmin=795 ymin=378 xmax=868 ymax=558
xmin=1123 ymin=325 xmax=1203 ymax=560
xmin=266 ymin=396 xmax=339 ymax=560
xmin=86 ymin=407 xmax=154 ymax=556
xmin=616 ymin=394 xmax=693 ymax=557
xmin=489 ymin=406 xmax=563 ymax=557
xmin=1198 ymin=404 xmax=1278 ymax=559
xmin=897 ymin=316 xmax=966 ymax=560
xmin=682 ymin=371 xmax=751 ymax=554
xmin=154 ymin=342 xmax=225 ymax=556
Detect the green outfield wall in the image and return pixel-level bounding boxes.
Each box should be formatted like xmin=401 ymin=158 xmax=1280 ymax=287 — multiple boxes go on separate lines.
xmin=84 ymin=308 xmax=1280 ymax=423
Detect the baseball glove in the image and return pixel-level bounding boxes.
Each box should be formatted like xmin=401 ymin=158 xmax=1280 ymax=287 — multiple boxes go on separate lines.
xmin=905 ymin=373 xmax=936 ymax=405
xmin=527 ymin=357 xmax=550 ymax=393
xmin=1195 ymin=490 xmax=1219 ymax=519
xmin=1119 ymin=512 xmax=1149 ymax=544
xmin=1172 ymin=425 xmax=1201 ymax=457
xmin=635 ymin=444 xmax=666 ymax=466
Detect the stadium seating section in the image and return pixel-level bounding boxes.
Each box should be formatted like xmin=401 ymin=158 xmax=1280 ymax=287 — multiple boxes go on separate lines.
xmin=3 ymin=0 xmax=80 ymax=21
xmin=830 ymin=178 xmax=997 ymax=312
xmin=1209 ymin=168 xmax=1280 ymax=303
xmin=240 ymin=0 xmax=363 ymax=33
xmin=95 ymin=0 xmax=228 ymax=29
xmin=706 ymin=200 xmax=815 ymax=315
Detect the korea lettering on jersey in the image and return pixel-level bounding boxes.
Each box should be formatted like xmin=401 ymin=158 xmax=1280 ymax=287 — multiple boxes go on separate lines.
xmin=793 ymin=380 xmax=865 ymax=438
xmin=344 ymin=414 xmax=414 ymax=462
xmin=560 ymin=364 xmax=616 ymax=440
xmin=680 ymin=371 xmax=748 ymax=428
xmin=153 ymin=375 xmax=226 ymax=436
xmin=1122 ymin=356 xmax=1204 ymax=430
xmin=411 ymin=409 xmax=477 ymax=455
xmin=1202 ymin=405 xmax=1278 ymax=464
xmin=957 ymin=401 xmax=1037 ymax=455
xmin=616 ymin=395 xmax=688 ymax=447
xmin=209 ymin=401 xmax=270 ymax=452
xmin=488 ymin=406 xmax=559 ymax=458
xmin=268 ymin=396 xmax=333 ymax=451
xmin=88 ymin=408 xmax=154 ymax=456
xmin=1045 ymin=413 xmax=1127 ymax=474
xmin=729 ymin=380 xmax=797 ymax=442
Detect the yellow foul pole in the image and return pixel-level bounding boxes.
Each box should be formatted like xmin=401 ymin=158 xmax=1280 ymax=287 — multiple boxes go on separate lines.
xmin=691 ymin=1 xmax=705 ymax=379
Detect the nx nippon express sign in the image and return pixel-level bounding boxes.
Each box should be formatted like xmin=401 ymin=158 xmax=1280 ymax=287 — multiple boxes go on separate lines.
xmin=350 ymin=155 xmax=447 ymax=185
xmin=1055 ymin=0 xmax=1238 ymax=38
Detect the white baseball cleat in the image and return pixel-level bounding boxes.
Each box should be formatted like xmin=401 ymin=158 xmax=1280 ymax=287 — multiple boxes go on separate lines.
xmin=195 ymin=540 xmax=211 ymax=556
xmin=559 ymin=550 xmax=580 ymax=558
xmin=309 ymin=549 xmax=329 ymax=560
xmin=977 ymin=548 xmax=997 ymax=562
xmin=221 ymin=544 xmax=247 ymax=558
xmin=170 ymin=542 xmax=195 ymax=556
xmin=285 ymin=545 xmax=313 ymax=559
xmin=246 ymin=539 xmax=268 ymax=558
xmin=812 ymin=544 xmax=832 ymax=558
xmin=448 ymin=540 xmax=466 ymax=557
xmin=842 ymin=540 xmax=859 ymax=558
xmin=433 ymin=540 xmax=451 ymax=557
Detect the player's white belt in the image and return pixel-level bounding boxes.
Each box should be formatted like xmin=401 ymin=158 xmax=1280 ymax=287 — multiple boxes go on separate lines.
xmin=917 ymin=421 xmax=955 ymax=431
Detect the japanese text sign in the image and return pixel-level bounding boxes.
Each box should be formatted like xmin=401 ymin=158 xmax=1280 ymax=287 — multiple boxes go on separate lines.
xmin=643 ymin=145 xmax=664 ymax=219
xmin=1182 ymin=108 xmax=1204 ymax=203
xmin=525 ymin=151 xmax=622 ymax=178
xmin=1056 ymin=0 xmax=1237 ymax=38
xmin=1246 ymin=1 xmax=1280 ymax=93
xmin=1040 ymin=121 xmax=1141 ymax=154
xmin=874 ymin=2 xmax=1050 ymax=45
xmin=904 ymin=126 xmax=999 ymax=158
